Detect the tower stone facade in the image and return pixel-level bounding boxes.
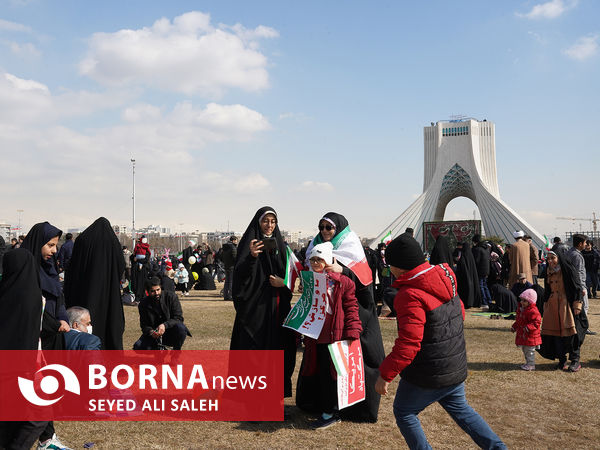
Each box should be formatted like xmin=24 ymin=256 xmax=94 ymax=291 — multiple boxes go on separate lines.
xmin=373 ymin=119 xmax=544 ymax=249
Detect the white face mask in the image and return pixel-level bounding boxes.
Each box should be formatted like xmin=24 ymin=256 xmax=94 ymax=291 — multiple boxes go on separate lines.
xmin=86 ymin=325 xmax=93 ymax=334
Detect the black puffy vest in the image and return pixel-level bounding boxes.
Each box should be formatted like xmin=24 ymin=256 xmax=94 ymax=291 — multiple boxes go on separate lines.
xmin=401 ymin=295 xmax=468 ymax=388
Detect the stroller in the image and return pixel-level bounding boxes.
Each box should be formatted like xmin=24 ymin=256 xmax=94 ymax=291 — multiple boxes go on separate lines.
xmin=214 ymin=261 xmax=226 ymax=282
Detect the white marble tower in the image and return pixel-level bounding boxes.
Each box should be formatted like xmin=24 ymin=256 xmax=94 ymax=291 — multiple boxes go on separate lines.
xmin=373 ymin=119 xmax=545 ymax=249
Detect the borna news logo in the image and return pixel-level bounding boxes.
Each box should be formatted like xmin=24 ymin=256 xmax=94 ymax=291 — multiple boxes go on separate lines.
xmin=18 ymin=364 xmax=81 ymax=406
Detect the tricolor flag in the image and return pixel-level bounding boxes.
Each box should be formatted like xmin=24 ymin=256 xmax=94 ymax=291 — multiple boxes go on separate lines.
xmin=306 ymin=226 xmax=373 ymax=286
xmin=381 ymin=231 xmax=392 ymax=245
xmin=543 ymin=235 xmax=552 ymax=251
xmin=284 ymin=246 xmax=304 ymax=291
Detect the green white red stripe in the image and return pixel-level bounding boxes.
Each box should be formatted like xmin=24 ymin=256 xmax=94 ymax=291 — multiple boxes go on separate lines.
xmin=307 ymin=226 xmax=373 ymax=286
xmin=381 ymin=230 xmax=392 ymax=245
xmin=284 ymin=246 xmax=303 ymax=290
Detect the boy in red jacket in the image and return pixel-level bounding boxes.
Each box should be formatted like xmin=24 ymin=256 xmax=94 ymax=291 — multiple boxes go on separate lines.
xmin=375 ymin=234 xmax=505 ymax=449
xmin=511 ymin=288 xmax=542 ymax=371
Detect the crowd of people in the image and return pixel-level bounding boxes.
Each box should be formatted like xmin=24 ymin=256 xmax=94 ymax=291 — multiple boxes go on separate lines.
xmin=1 ymin=209 xmax=598 ymax=449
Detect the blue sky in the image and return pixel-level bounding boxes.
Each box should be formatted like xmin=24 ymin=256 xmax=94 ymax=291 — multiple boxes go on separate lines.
xmin=0 ymin=0 xmax=598 ymax=240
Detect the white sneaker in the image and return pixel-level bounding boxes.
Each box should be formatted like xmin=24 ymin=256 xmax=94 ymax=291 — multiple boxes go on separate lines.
xmin=184 ymin=292 xmax=189 ymax=296
xmin=38 ymin=433 xmax=73 ymax=450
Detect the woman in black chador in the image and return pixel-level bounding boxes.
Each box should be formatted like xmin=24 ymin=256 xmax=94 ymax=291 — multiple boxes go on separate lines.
xmin=429 ymin=235 xmax=453 ymax=266
xmin=0 ymin=249 xmax=51 ymax=449
xmin=64 ymin=217 xmax=126 ymax=350
xmin=18 ymin=223 xmax=72 ymax=448
xmin=299 ymin=212 xmax=385 ymax=422
xmin=230 ymin=206 xmax=296 ymax=398
xmin=20 ymin=222 xmax=69 ymax=350
xmin=454 ymin=242 xmax=482 ymax=309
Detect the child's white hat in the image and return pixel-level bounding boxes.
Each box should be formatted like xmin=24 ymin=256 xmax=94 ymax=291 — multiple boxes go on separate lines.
xmin=309 ymin=242 xmax=334 ymax=265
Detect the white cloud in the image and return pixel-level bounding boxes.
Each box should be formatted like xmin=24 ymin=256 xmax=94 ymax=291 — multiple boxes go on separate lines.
xmin=0 ymin=18 xmax=32 ymax=33
xmin=4 ymin=72 xmax=48 ymax=92
xmin=122 ymin=103 xmax=162 ymax=122
xmin=563 ymin=34 xmax=599 ymax=60
xmin=0 ymin=72 xmax=134 ymax=124
xmin=79 ymin=11 xmax=278 ymax=97
xmin=297 ymin=181 xmax=334 ymax=192
xmin=516 ymin=0 xmax=577 ymax=19
xmin=0 ymin=70 xmax=273 ymax=223
xmin=4 ymin=40 xmax=40 ymax=57
xmin=232 ymin=173 xmax=271 ymax=193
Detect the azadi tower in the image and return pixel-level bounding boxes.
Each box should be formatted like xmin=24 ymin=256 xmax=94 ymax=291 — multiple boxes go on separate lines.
xmin=373 ymin=118 xmax=545 ymax=249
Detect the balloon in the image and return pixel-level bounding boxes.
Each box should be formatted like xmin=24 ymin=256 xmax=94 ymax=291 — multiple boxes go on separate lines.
xmin=188 ymin=256 xmax=196 ymax=265
xmin=192 ymin=272 xmax=199 ymax=281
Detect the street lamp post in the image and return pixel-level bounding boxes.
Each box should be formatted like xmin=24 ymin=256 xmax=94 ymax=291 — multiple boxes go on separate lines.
xmin=131 ymin=159 xmax=136 ymax=248
xmin=179 ymin=223 xmax=184 ymax=252
xmin=16 ymin=209 xmax=23 ymax=236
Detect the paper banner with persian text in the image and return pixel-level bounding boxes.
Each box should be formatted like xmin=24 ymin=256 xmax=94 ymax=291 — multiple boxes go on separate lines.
xmin=283 ymin=271 xmax=327 ymax=339
xmin=328 ymin=339 xmax=365 ymax=409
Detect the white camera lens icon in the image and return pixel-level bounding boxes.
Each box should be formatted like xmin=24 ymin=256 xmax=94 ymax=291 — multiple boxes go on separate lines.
xmin=18 ymin=364 xmax=80 ymax=406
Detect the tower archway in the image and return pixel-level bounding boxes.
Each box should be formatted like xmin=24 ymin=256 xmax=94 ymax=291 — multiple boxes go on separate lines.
xmin=372 ymin=119 xmax=544 ymax=249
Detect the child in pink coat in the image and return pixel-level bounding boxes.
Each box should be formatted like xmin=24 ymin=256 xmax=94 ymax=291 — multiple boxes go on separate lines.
xmin=511 ymin=288 xmax=542 ymax=371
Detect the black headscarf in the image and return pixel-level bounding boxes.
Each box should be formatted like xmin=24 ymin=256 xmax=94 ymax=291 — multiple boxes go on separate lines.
xmin=234 ymin=206 xmax=286 ymax=285
xmin=429 ymin=235 xmax=453 ymax=266
xmin=455 ymin=242 xmax=481 ymax=309
xmin=0 ymin=249 xmax=43 ymax=350
xmin=320 ymin=212 xmax=348 ymax=238
xmin=20 ymin=222 xmax=62 ymax=298
xmin=64 ymin=217 xmax=125 ymax=350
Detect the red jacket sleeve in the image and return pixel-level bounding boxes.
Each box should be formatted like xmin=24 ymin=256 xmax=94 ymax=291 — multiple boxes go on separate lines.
xmin=378 ymin=289 xmax=427 ymax=382
xmin=341 ymin=276 xmax=362 ymax=340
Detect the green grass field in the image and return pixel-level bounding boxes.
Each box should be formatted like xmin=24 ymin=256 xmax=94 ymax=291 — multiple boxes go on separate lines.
xmin=54 ymin=283 xmax=600 ymax=449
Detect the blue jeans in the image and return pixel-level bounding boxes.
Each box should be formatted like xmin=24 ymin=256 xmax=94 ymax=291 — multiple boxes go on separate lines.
xmin=393 ymin=380 xmax=505 ymax=450
xmin=479 ymin=279 xmax=491 ymax=305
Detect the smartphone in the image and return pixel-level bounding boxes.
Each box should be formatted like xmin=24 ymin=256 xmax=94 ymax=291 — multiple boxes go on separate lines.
xmin=261 ymin=237 xmax=277 ymax=251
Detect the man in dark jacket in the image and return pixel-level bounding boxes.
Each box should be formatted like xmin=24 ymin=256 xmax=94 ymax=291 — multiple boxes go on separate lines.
xmin=471 ymin=234 xmax=491 ymax=309
xmin=582 ymin=240 xmax=600 ymax=299
xmin=133 ymin=277 xmax=191 ymax=350
xmin=57 ymin=233 xmax=74 ymax=272
xmin=375 ymin=234 xmax=505 ymax=449
xmin=221 ymin=236 xmax=238 ymax=301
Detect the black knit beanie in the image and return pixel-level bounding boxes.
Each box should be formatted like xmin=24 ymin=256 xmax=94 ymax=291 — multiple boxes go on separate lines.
xmin=385 ymin=234 xmax=425 ymax=270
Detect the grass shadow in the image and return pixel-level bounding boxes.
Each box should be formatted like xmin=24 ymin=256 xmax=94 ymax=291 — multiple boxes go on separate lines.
xmin=234 ymin=409 xmax=315 ymax=432
xmin=465 ymin=326 xmax=513 ymax=333
xmin=467 ymin=362 xmax=520 ymax=371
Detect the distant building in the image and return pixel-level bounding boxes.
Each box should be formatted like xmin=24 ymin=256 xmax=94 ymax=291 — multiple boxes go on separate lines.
xmin=0 ymin=223 xmax=11 ymax=241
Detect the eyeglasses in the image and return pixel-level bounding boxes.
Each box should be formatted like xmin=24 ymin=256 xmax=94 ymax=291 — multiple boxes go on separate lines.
xmin=318 ymin=224 xmax=335 ymax=231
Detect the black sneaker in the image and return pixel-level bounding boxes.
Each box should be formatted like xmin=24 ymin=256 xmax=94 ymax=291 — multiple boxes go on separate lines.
xmin=568 ymin=361 xmax=581 ymax=372
xmin=311 ymin=415 xmax=341 ymax=430
xmin=586 ymin=329 xmax=597 ymax=335
xmin=556 ymin=361 xmax=568 ymax=370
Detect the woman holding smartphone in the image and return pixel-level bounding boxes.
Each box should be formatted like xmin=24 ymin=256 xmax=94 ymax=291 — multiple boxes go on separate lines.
xmin=230 ymin=206 xmax=297 ymax=401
